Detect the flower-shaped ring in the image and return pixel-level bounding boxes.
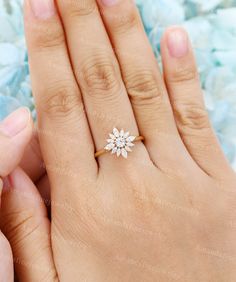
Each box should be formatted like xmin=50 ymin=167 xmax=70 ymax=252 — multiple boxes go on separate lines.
xmin=95 ymin=128 xmax=144 ymax=159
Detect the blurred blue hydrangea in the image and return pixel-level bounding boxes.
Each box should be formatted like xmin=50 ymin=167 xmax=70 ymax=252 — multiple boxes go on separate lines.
xmin=0 ymin=0 xmax=35 ymax=119
xmin=0 ymin=0 xmax=235 ymax=168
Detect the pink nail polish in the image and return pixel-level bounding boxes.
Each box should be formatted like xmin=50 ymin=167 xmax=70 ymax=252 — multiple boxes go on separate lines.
xmin=167 ymin=28 xmax=189 ymax=58
xmin=29 ymin=0 xmax=55 ymax=19
xmin=101 ymin=0 xmax=119 ymax=6
xmin=0 ymin=107 xmax=30 ymax=137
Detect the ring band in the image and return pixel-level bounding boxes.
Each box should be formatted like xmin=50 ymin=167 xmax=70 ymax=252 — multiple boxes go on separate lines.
xmin=95 ymin=128 xmax=144 ymax=159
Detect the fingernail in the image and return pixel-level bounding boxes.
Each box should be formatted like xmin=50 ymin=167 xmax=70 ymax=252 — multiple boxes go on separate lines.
xmin=167 ymin=28 xmax=189 ymax=58
xmin=100 ymin=0 xmax=119 ymax=6
xmin=29 ymin=0 xmax=55 ymax=19
xmin=0 ymin=108 xmax=31 ymax=137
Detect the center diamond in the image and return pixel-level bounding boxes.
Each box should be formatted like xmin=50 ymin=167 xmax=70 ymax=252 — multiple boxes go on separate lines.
xmin=115 ymin=137 xmax=125 ymax=148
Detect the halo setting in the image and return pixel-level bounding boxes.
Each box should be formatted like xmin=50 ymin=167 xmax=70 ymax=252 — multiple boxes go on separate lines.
xmin=104 ymin=128 xmax=136 ymax=158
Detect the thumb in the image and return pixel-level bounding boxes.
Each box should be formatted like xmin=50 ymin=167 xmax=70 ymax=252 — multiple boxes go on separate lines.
xmin=0 ymin=107 xmax=33 ymax=177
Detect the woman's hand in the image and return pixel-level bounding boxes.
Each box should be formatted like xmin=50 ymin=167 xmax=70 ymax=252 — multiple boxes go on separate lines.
xmin=0 ymin=108 xmax=33 ymax=282
xmin=3 ymin=0 xmax=235 ymax=281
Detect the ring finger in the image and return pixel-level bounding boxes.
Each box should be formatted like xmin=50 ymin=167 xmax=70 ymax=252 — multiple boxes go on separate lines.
xmin=96 ymin=0 xmax=197 ymax=172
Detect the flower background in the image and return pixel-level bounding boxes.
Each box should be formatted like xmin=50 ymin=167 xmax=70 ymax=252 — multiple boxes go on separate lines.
xmin=0 ymin=0 xmax=235 ymax=169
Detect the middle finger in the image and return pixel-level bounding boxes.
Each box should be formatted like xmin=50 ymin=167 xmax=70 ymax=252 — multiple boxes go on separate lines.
xmin=56 ymin=0 xmax=149 ymax=166
xmin=96 ymin=0 xmax=195 ymax=172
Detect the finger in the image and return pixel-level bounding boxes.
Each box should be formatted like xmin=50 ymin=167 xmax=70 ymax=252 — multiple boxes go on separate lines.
xmin=20 ymin=127 xmax=45 ymax=183
xmin=24 ymin=0 xmax=97 ymax=197
xmin=0 ymin=168 xmax=57 ymax=282
xmin=0 ymin=107 xmax=33 ymax=177
xmin=0 ymin=180 xmax=14 ymax=282
xmin=20 ymin=128 xmax=50 ymax=203
xmin=0 ymin=232 xmax=13 ymax=282
xmin=161 ymin=27 xmax=232 ymax=177
xmin=96 ymin=0 xmax=194 ymax=170
xmin=56 ymin=0 xmax=149 ymax=166
xmin=36 ymin=174 xmax=51 ymax=214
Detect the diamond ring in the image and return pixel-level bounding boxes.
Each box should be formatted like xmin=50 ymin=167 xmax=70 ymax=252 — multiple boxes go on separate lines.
xmin=95 ymin=128 xmax=144 ymax=159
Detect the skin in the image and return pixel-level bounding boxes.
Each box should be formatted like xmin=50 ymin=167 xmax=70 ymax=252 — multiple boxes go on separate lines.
xmin=1 ymin=0 xmax=236 ymax=281
xmin=0 ymin=108 xmax=33 ymax=282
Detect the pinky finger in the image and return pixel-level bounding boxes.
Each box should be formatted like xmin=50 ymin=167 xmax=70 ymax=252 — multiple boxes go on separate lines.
xmin=161 ymin=27 xmax=233 ymax=178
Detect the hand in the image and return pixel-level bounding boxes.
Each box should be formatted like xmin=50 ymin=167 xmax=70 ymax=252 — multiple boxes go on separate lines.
xmin=2 ymin=0 xmax=236 ymax=281
xmin=0 ymin=108 xmax=33 ymax=282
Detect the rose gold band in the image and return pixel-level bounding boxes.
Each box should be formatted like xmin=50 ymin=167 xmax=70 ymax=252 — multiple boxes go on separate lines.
xmin=95 ymin=136 xmax=144 ymax=158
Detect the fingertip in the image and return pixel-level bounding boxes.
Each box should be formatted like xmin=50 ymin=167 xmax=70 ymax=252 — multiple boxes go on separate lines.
xmin=0 ymin=107 xmax=31 ymax=138
xmin=161 ymin=26 xmax=190 ymax=59
xmin=2 ymin=167 xmax=46 ymax=216
xmin=10 ymin=111 xmax=34 ymax=162
xmin=0 ymin=108 xmax=33 ymax=178
xmin=8 ymin=167 xmax=31 ymax=192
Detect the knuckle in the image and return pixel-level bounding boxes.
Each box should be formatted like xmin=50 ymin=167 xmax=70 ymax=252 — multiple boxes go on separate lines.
xmin=40 ymin=270 xmax=58 ymax=282
xmin=42 ymin=83 xmax=83 ymax=118
xmin=79 ymin=54 xmax=121 ymax=97
xmin=1 ymin=210 xmax=39 ymax=247
xmin=175 ymin=102 xmax=210 ymax=130
xmin=170 ymin=65 xmax=199 ymax=84
xmin=110 ymin=8 xmax=138 ymax=34
xmin=126 ymin=71 xmax=164 ymax=106
xmin=61 ymin=0 xmax=96 ymax=18
xmin=31 ymin=22 xmax=65 ymax=51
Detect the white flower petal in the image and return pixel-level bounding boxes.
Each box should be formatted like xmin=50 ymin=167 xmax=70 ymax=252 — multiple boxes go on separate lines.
xmin=125 ymin=146 xmax=132 ymax=152
xmin=117 ymin=148 xmax=121 ymax=157
xmin=124 ymin=131 xmax=129 ymax=138
xmin=109 ymin=134 xmax=115 ymax=139
xmin=105 ymin=143 xmax=115 ymax=151
xmin=127 ymin=136 xmax=135 ymax=142
xmin=120 ymin=129 xmax=124 ymax=136
xmin=113 ymin=128 xmax=120 ymax=137
xmin=112 ymin=147 xmax=117 ymax=154
xmin=121 ymin=148 xmax=128 ymax=158
xmin=107 ymin=139 xmax=114 ymax=143
xmin=126 ymin=142 xmax=135 ymax=147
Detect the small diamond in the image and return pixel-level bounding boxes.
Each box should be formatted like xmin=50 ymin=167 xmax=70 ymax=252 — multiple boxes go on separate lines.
xmin=113 ymin=128 xmax=120 ymax=137
xmin=127 ymin=136 xmax=135 ymax=142
xmin=115 ymin=137 xmax=125 ymax=148
xmin=117 ymin=148 xmax=121 ymax=157
xmin=121 ymin=148 xmax=128 ymax=158
xmin=125 ymin=146 xmax=132 ymax=152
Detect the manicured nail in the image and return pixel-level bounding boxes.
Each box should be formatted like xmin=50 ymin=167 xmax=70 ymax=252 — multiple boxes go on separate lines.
xmin=0 ymin=108 xmax=31 ymax=137
xmin=100 ymin=0 xmax=119 ymax=6
xmin=167 ymin=28 xmax=189 ymax=58
xmin=29 ymin=0 xmax=55 ymax=19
